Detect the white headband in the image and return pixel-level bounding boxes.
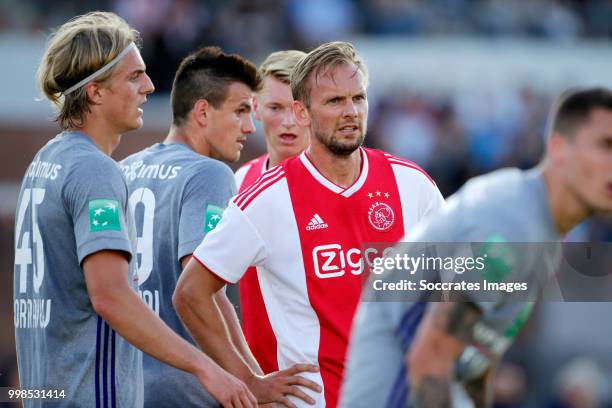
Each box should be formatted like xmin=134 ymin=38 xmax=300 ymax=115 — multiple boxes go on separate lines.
xmin=62 ymin=42 xmax=137 ymax=96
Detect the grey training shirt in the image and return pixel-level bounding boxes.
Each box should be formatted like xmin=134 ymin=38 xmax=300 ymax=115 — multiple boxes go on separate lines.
xmin=14 ymin=131 xmax=142 ymax=408
xmin=121 ymin=143 xmax=236 ymax=407
xmin=341 ymin=168 xmax=561 ymax=408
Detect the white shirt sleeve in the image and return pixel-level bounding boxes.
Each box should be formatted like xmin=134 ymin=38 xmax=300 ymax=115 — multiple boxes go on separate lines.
xmin=192 ymin=201 xmax=266 ymax=283
xmin=392 ymin=163 xmax=446 ymax=226
xmin=420 ymin=177 xmax=445 ymax=219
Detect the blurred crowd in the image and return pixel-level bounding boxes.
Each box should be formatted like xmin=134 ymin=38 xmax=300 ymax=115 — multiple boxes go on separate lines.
xmin=2 ymin=0 xmax=611 ymax=205
xmin=2 ymin=0 xmax=612 ymax=93
xmin=2 ymin=0 xmax=610 ymax=201
xmin=365 ymin=86 xmax=549 ymax=196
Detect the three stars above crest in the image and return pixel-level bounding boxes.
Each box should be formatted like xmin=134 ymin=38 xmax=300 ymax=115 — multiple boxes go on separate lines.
xmin=367 ymin=191 xmax=390 ymax=199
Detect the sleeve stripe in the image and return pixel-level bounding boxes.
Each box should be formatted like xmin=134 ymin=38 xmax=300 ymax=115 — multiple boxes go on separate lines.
xmin=233 ymin=170 xmax=285 ymax=210
xmin=234 ymin=165 xmax=284 ymax=207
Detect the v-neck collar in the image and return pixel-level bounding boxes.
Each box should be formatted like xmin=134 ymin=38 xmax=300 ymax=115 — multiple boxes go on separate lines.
xmin=299 ymin=147 xmax=369 ymax=198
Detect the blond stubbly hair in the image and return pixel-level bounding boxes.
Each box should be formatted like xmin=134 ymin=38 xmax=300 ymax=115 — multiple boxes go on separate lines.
xmin=290 ymin=41 xmax=368 ymax=107
xmin=259 ymin=50 xmax=306 ymax=85
xmin=37 ymin=11 xmax=141 ymax=129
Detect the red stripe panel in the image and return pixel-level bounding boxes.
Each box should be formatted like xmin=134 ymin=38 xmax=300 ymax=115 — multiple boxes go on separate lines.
xmin=236 ymin=155 xmax=280 ymax=375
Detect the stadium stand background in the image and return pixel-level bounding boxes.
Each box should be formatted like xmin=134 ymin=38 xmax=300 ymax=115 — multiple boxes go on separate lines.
xmin=1 ymin=1 xmax=611 ymax=406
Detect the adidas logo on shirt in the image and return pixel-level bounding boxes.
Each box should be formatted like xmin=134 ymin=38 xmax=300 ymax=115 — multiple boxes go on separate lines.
xmin=306 ymin=214 xmax=329 ymax=231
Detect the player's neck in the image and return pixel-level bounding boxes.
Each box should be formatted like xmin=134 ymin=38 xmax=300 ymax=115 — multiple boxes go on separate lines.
xmin=306 ymin=143 xmax=362 ymax=188
xmin=165 ymin=124 xmax=208 ymax=155
xmin=165 ymin=125 xmax=189 ymax=148
xmin=267 ymin=150 xmax=280 ymax=169
xmin=542 ymin=164 xmax=590 ymax=234
xmin=74 ymin=121 xmax=122 ymax=156
xmin=267 ymin=150 xmax=292 ymax=168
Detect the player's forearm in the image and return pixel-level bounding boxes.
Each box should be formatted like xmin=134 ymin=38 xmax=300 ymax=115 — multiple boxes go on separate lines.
xmin=408 ymin=346 xmax=454 ymax=408
xmin=93 ymin=284 xmax=215 ymax=379
xmin=410 ymin=376 xmax=452 ymax=408
xmin=174 ymin=285 xmax=254 ymax=381
xmin=215 ymin=291 xmax=263 ymax=375
xmin=408 ymin=302 xmax=479 ymax=408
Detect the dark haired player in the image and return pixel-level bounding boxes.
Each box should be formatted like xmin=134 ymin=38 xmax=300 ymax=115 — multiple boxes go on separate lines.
xmin=174 ymin=41 xmax=445 ymax=408
xmin=121 ymin=46 xmax=319 ymax=407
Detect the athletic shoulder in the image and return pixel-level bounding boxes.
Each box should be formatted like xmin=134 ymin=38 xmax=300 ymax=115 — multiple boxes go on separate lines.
xmin=235 ymin=154 xmax=267 ymax=190
xmin=186 ymin=154 xmax=234 ymax=177
xmin=372 ymin=149 xmax=444 ymax=216
xmin=59 ymin=145 xmax=127 ymax=219
xmin=373 ymin=149 xmax=437 ymax=187
xmin=178 ymin=156 xmax=236 ymax=199
xmin=232 ymin=164 xmax=286 ymax=211
xmin=68 ymin=145 xmax=123 ymax=183
xmin=24 ymin=133 xmax=108 ymax=187
xmin=454 ymin=168 xmax=525 ymax=213
xmin=447 ymin=168 xmax=547 ymax=240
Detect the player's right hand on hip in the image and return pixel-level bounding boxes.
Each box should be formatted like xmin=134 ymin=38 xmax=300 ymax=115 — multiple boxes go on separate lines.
xmin=246 ymin=364 xmax=322 ymax=407
xmin=197 ymin=365 xmax=257 ymax=408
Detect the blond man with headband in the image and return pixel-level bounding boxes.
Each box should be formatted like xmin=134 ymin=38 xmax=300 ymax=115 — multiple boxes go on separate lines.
xmin=175 ymin=41 xmax=444 ymax=407
xmin=233 ymin=50 xmax=310 ymax=375
xmin=14 ymin=12 xmax=256 ymax=408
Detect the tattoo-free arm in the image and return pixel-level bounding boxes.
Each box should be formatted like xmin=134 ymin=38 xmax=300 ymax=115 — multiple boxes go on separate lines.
xmin=180 ymin=256 xmax=262 ymax=375
xmin=215 ymin=292 xmax=264 ymax=375
xmin=174 ymin=257 xmax=321 ymax=407
xmin=84 ymin=250 xmax=257 ymax=408
xmin=407 ymin=302 xmax=481 ymax=408
xmin=174 ymin=257 xmax=253 ymax=380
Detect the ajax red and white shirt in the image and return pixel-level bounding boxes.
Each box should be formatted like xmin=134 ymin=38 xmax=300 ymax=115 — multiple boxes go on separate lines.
xmin=235 ymin=154 xmax=268 ymax=193
xmin=234 ymin=154 xmax=282 ymax=375
xmin=194 ymin=147 xmax=444 ymax=407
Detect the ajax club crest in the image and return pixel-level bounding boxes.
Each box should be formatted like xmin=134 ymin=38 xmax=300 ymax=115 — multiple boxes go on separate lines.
xmin=367 ymin=201 xmax=395 ymax=232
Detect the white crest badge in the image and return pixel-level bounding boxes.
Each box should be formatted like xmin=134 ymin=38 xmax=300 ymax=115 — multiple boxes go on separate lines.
xmin=367 ymin=201 xmax=395 ymax=232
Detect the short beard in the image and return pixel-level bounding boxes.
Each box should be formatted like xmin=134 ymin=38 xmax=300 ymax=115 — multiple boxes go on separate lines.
xmin=315 ymin=131 xmax=365 ymax=156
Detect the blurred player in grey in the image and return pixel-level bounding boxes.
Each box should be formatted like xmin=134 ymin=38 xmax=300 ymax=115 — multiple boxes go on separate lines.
xmin=340 ymin=87 xmax=612 ymax=408
xmin=14 ymin=13 xmax=256 ymax=408
xmin=121 ymin=46 xmax=317 ymax=407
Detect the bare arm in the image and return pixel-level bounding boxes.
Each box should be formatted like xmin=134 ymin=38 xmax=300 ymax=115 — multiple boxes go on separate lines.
xmin=84 ymin=250 xmax=256 ymax=408
xmin=174 ymin=257 xmax=253 ymax=379
xmin=407 ymin=302 xmax=481 ymax=408
xmin=216 ymin=290 xmax=264 ymax=374
xmin=174 ymin=257 xmax=321 ymax=407
xmin=180 ymin=256 xmax=263 ymax=375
